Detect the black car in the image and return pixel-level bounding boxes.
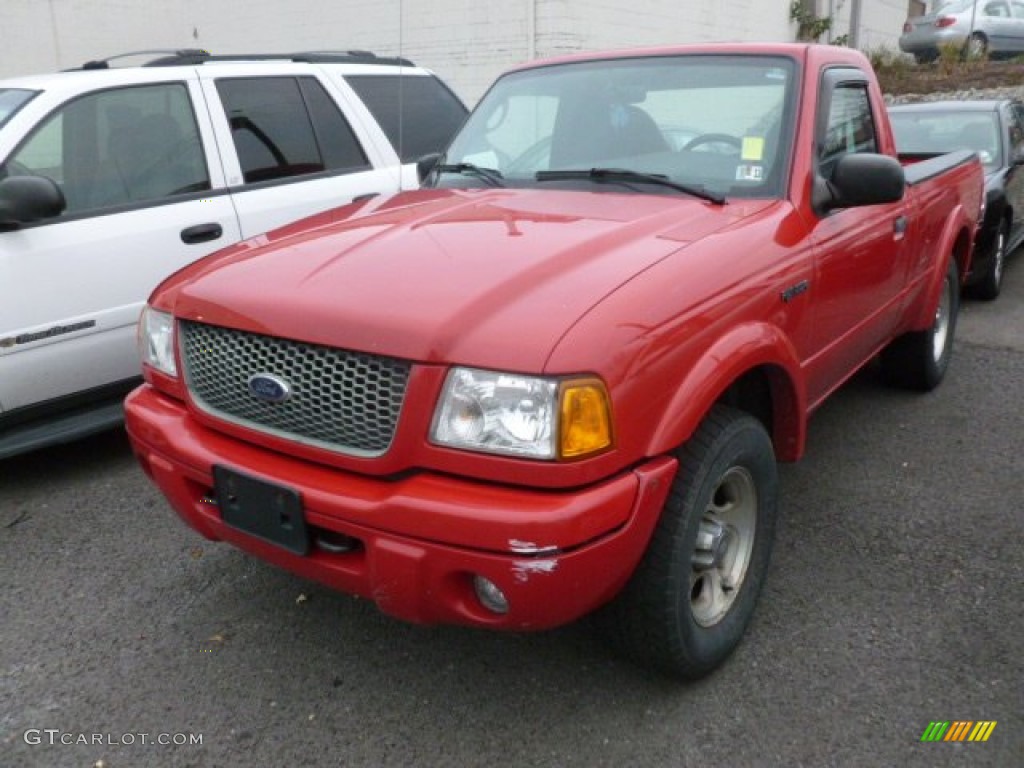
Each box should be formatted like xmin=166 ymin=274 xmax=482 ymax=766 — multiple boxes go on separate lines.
xmin=889 ymin=99 xmax=1024 ymax=299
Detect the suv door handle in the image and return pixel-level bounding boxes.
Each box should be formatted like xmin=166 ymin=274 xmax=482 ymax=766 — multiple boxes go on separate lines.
xmin=181 ymin=222 xmax=223 ymax=245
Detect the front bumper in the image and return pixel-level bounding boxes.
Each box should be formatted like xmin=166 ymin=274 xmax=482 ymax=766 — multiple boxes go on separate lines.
xmin=125 ymin=385 xmax=677 ymax=630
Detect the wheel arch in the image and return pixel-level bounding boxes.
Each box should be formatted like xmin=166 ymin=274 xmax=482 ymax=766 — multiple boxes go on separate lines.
xmin=968 ymin=30 xmax=990 ymax=49
xmin=645 ymin=323 xmax=806 ymax=463
xmin=910 ymin=205 xmax=974 ymax=329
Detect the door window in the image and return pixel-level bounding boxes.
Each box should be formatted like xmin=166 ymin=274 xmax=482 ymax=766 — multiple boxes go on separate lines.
xmin=819 ymin=83 xmax=877 ymax=179
xmin=5 ymin=83 xmax=209 ymax=215
xmin=216 ymin=77 xmax=369 ymax=184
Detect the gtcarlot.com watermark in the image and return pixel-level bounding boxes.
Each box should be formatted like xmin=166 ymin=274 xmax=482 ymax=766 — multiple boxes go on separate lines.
xmin=24 ymin=729 xmax=203 ymax=747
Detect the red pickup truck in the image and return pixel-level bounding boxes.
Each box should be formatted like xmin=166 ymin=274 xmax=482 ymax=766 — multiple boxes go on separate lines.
xmin=126 ymin=43 xmax=982 ymax=678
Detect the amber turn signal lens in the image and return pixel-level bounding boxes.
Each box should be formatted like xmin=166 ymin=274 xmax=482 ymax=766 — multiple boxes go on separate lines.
xmin=559 ymin=379 xmax=613 ymax=459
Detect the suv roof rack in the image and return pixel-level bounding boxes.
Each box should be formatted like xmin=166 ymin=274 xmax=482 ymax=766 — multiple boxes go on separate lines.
xmin=78 ymin=49 xmax=210 ymax=69
xmin=77 ymin=49 xmax=414 ymax=70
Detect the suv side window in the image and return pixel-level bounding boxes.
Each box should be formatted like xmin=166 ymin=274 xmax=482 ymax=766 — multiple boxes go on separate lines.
xmin=344 ymin=74 xmax=467 ymax=162
xmin=819 ymin=82 xmax=877 ymax=179
xmin=216 ymin=77 xmax=369 ymax=185
xmin=7 ymin=83 xmax=209 ymax=215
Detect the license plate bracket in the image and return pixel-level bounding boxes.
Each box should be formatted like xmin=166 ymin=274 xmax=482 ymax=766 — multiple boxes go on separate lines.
xmin=213 ymin=466 xmax=309 ymax=555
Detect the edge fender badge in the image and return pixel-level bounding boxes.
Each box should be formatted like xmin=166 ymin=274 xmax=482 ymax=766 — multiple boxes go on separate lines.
xmin=8 ymin=320 xmax=97 ymax=346
xmin=247 ymin=373 xmax=293 ymax=404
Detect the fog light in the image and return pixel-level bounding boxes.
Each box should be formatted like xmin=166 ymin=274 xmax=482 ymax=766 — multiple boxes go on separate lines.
xmin=473 ymin=575 xmax=509 ymax=615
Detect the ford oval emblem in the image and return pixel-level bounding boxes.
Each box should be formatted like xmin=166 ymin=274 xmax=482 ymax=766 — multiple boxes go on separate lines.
xmin=247 ymin=373 xmax=292 ymax=404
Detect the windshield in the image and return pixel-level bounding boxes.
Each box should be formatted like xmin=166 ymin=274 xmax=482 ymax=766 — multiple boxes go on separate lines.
xmin=0 ymin=88 xmax=37 ymax=130
xmin=890 ymin=109 xmax=1001 ymax=169
xmin=438 ymin=55 xmax=797 ymax=199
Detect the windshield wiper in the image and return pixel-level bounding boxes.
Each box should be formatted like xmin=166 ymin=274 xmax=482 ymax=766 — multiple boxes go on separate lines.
xmin=535 ymin=168 xmax=725 ymax=205
xmin=435 ymin=162 xmax=505 ymax=187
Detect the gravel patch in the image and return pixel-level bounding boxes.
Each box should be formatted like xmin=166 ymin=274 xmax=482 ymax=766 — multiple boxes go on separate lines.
xmin=886 ymin=84 xmax=1024 ymax=104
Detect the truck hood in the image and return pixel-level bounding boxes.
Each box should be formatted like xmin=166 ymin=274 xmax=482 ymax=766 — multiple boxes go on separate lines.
xmin=170 ymin=188 xmax=774 ymax=372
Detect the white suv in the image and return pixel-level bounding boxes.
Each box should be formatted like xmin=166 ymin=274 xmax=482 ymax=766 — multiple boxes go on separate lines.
xmin=0 ymin=50 xmax=466 ymax=458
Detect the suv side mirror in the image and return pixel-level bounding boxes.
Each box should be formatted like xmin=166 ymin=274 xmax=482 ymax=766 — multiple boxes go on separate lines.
xmin=813 ymin=153 xmax=905 ymax=215
xmin=0 ymin=175 xmax=66 ymax=231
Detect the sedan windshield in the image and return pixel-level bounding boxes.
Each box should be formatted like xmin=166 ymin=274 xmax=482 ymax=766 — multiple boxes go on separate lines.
xmin=438 ymin=55 xmax=797 ymax=199
xmin=0 ymin=88 xmax=37 ymax=130
xmin=890 ymin=110 xmax=1001 ymax=169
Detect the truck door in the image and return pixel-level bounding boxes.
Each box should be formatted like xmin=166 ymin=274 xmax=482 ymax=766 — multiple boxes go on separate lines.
xmin=805 ymin=68 xmax=909 ymax=404
xmin=0 ymin=78 xmax=241 ymax=415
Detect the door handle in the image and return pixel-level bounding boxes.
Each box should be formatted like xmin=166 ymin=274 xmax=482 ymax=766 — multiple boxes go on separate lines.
xmin=181 ymin=222 xmax=223 ymax=245
xmin=893 ymin=215 xmax=908 ymax=239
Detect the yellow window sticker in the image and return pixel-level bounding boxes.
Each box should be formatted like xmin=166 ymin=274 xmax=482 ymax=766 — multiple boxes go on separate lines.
xmin=741 ymin=136 xmax=765 ymax=162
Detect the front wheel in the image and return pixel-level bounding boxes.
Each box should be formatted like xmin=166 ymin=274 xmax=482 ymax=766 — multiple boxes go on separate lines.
xmin=973 ymin=219 xmax=1008 ymax=301
xmin=881 ymin=258 xmax=959 ymax=390
xmin=598 ymin=405 xmax=777 ymax=679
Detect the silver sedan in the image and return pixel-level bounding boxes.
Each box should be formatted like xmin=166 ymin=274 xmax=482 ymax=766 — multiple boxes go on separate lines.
xmin=900 ymin=0 xmax=1024 ymax=62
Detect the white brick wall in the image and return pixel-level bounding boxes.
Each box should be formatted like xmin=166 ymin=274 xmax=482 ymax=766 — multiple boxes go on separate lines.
xmin=1 ymin=0 xmax=908 ymax=104
xmin=825 ymin=0 xmax=911 ymax=51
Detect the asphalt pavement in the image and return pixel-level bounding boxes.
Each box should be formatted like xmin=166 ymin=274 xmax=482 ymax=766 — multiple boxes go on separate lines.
xmin=2 ymin=259 xmax=1022 ymax=768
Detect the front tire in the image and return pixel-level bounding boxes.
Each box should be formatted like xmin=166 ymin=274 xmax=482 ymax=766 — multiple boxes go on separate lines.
xmin=881 ymin=258 xmax=959 ymax=390
xmin=599 ymin=405 xmax=777 ymax=679
xmin=973 ymin=219 xmax=1008 ymax=301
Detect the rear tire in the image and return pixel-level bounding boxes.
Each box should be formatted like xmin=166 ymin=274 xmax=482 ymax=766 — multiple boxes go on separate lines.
xmin=881 ymin=258 xmax=959 ymax=391
xmin=972 ymin=219 xmax=1007 ymax=301
xmin=598 ymin=405 xmax=777 ymax=679
xmin=967 ymin=32 xmax=989 ymax=59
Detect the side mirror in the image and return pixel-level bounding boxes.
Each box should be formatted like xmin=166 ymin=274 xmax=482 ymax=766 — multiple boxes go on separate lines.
xmin=813 ymin=153 xmax=905 ymax=215
xmin=0 ymin=175 xmax=66 ymax=231
xmin=416 ymin=152 xmax=441 ymax=185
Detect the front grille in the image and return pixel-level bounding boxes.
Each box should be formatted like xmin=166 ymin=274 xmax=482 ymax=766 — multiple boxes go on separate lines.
xmin=179 ymin=321 xmax=410 ymax=456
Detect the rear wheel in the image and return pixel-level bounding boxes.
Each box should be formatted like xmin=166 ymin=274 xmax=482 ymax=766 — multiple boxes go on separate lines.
xmin=967 ymin=32 xmax=989 ymax=59
xmin=973 ymin=219 xmax=1008 ymax=301
xmin=598 ymin=405 xmax=777 ymax=679
xmin=881 ymin=258 xmax=959 ymax=390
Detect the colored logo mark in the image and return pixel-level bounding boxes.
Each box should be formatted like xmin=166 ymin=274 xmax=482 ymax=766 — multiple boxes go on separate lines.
xmin=920 ymin=721 xmax=997 ymax=742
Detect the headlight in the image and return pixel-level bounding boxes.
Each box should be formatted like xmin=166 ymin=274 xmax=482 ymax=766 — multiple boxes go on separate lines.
xmin=430 ymin=367 xmax=612 ymax=460
xmin=138 ymin=306 xmax=177 ymax=377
